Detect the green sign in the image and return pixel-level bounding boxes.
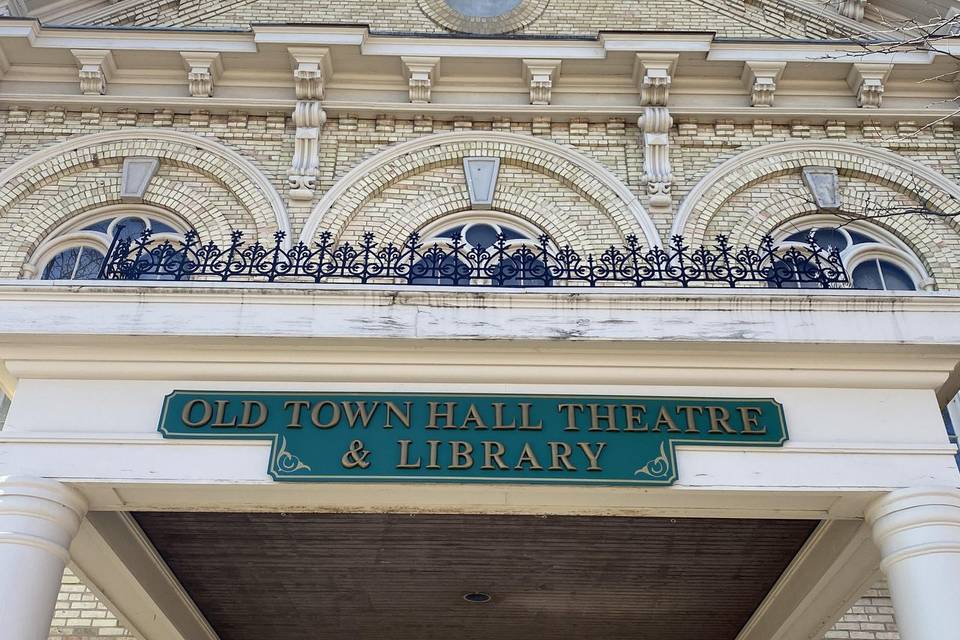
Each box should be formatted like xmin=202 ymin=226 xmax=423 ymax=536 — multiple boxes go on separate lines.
xmin=158 ymin=392 xmax=787 ymax=485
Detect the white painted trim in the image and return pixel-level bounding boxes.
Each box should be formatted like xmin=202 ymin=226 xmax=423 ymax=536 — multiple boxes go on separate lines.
xmin=736 ymin=520 xmax=882 ymax=640
xmin=299 ymin=131 xmax=662 ymax=248
xmin=71 ymin=512 xmax=220 ymax=640
xmin=0 ymin=129 xmax=291 ymax=246
xmin=672 ymin=140 xmax=960 ymax=237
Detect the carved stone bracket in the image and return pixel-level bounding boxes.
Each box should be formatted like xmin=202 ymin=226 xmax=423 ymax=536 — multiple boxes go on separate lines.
xmin=287 ymin=48 xmax=332 ymax=201
xmin=180 ymin=51 xmax=222 ymax=98
xmin=634 ymin=54 xmax=678 ymax=211
xmin=847 ymin=63 xmax=892 ymax=109
xmin=742 ymin=61 xmax=786 ymax=107
xmin=522 ymin=59 xmax=561 ymax=105
xmin=402 ymin=57 xmax=440 ymax=104
xmin=71 ymin=49 xmax=115 ymax=96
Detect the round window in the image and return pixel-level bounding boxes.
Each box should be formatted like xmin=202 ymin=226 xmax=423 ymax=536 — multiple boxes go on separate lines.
xmin=445 ymin=0 xmax=523 ymax=17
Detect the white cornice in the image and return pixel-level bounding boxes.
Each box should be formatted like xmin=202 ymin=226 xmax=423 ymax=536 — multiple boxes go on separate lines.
xmin=0 ymin=94 xmax=957 ymax=123
xmin=707 ymin=42 xmax=936 ymax=64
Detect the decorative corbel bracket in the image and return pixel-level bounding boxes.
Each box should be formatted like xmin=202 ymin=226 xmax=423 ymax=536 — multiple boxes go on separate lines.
xmin=742 ymin=61 xmax=786 ymax=107
xmin=0 ymin=45 xmax=9 ymax=80
xmin=402 ymin=57 xmax=440 ymax=104
xmin=180 ymin=51 xmax=223 ymax=98
xmin=71 ymin=49 xmax=115 ymax=96
xmin=290 ymin=47 xmax=332 ymax=100
xmin=287 ymin=48 xmax=332 ymax=201
xmin=847 ymin=63 xmax=892 ymax=109
xmin=838 ymin=0 xmax=866 ymax=21
xmin=522 ymin=59 xmax=561 ymax=105
xmin=634 ymin=54 xmax=678 ymax=212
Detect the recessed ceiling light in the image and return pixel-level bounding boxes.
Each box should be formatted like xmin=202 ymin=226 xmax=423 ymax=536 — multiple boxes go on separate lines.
xmin=463 ymin=592 xmax=492 ymax=604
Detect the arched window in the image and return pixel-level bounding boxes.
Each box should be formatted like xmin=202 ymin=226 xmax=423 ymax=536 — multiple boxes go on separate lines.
xmin=26 ymin=206 xmax=189 ymax=281
xmin=413 ymin=213 xmax=551 ymax=286
xmin=774 ymin=220 xmax=930 ymax=291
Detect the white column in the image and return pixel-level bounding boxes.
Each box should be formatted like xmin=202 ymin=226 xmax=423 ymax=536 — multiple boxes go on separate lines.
xmin=0 ymin=476 xmax=87 ymax=640
xmin=866 ymin=486 xmax=960 ymax=640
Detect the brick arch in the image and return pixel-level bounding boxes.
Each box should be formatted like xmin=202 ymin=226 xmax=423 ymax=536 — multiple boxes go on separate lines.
xmin=673 ymin=140 xmax=960 ymax=241
xmin=0 ymin=128 xmax=290 ymax=245
xmin=686 ymin=170 xmax=960 ymax=289
xmin=341 ymin=183 xmax=614 ymax=252
xmin=11 ymin=179 xmax=243 ymax=279
xmin=301 ymin=131 xmax=660 ymax=247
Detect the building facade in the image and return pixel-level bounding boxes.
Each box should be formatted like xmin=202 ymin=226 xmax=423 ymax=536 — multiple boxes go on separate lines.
xmin=1 ymin=1 xmax=960 ymax=640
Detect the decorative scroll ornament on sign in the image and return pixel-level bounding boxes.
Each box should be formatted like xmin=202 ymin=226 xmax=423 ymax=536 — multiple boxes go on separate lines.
xmin=158 ymin=392 xmax=789 ymax=485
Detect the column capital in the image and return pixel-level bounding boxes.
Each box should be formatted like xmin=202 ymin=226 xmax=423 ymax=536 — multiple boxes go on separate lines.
xmin=0 ymin=475 xmax=87 ymax=562
xmin=866 ymin=486 xmax=960 ymax=570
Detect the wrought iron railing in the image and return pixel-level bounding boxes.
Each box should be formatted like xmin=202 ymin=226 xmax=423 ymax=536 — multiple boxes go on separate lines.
xmin=97 ymin=228 xmax=849 ymax=288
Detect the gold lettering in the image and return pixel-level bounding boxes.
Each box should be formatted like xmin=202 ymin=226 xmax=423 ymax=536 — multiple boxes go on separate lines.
xmin=738 ymin=406 xmax=766 ymax=435
xmin=548 ymin=442 xmax=576 ymax=471
xmin=238 ymin=400 xmax=267 ymax=429
xmin=707 ymin=406 xmax=736 ymax=434
xmin=577 ymin=442 xmax=607 ymax=471
xmin=283 ymin=400 xmax=310 ymax=429
xmin=481 ymin=441 xmax=509 ymax=470
xmin=651 ymin=406 xmax=681 ymax=433
xmin=181 ymin=399 xmax=212 ymax=428
xmin=491 ymin=403 xmax=516 ymax=430
xmin=624 ymin=405 xmax=648 ymax=432
xmin=426 ymin=402 xmax=457 ymax=429
xmin=449 ymin=441 xmax=474 ymax=469
xmin=396 ymin=440 xmax=421 ymax=469
xmin=676 ymin=406 xmax=705 ymax=433
xmin=588 ymin=404 xmax=619 ymax=432
xmin=211 ymin=399 xmax=237 ymax=428
xmin=310 ymin=400 xmax=341 ymax=429
xmin=384 ymin=401 xmax=412 ymax=429
xmin=514 ymin=443 xmax=544 ymax=470
xmin=461 ymin=404 xmax=488 ymax=430
xmin=426 ymin=440 xmax=441 ymax=469
xmin=557 ymin=404 xmax=584 ymax=431
xmin=518 ymin=403 xmax=543 ymax=431
xmin=341 ymin=401 xmax=380 ymax=428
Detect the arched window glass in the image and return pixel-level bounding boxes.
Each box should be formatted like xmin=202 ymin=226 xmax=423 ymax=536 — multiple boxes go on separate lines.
xmin=28 ymin=208 xmax=190 ymax=281
xmin=41 ymin=246 xmax=106 ymax=280
xmin=413 ymin=216 xmax=551 ymax=287
xmin=774 ymin=221 xmax=927 ymax=291
xmin=851 ymin=259 xmax=917 ymax=291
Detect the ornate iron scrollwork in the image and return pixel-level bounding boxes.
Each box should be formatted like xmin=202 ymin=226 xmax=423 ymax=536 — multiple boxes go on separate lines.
xmin=98 ymin=228 xmax=848 ymax=289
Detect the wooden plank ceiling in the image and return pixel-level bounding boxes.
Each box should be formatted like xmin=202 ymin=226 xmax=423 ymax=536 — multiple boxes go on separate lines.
xmin=133 ymin=512 xmax=818 ymax=640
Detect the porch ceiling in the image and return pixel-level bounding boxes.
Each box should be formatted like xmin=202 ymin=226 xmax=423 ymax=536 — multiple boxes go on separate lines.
xmin=133 ymin=512 xmax=818 ymax=640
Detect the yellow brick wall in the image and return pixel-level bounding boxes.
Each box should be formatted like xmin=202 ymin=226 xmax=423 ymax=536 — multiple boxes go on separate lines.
xmin=48 ymin=569 xmax=137 ymax=640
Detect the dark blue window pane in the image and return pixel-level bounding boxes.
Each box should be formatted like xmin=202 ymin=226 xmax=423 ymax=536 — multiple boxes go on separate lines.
xmin=847 ymin=230 xmax=873 ymax=244
xmin=115 ymin=217 xmax=148 ymax=241
xmin=41 ymin=246 xmax=105 ymax=280
xmin=82 ymin=219 xmax=113 ymax=233
xmin=500 ymin=226 xmax=526 ymax=241
xmin=879 ymin=261 xmax=916 ymax=291
xmin=785 ymin=231 xmax=810 ymax=243
xmin=464 ymin=223 xmax=500 ymax=248
xmin=75 ymin=247 xmax=105 ymax=279
xmin=42 ymin=247 xmax=79 ymax=279
xmin=811 ymin=229 xmax=847 ymax=251
xmin=149 ymin=220 xmax=176 ymax=234
xmin=851 ymin=260 xmax=883 ymax=290
xmin=436 ymin=226 xmax=464 ymax=239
